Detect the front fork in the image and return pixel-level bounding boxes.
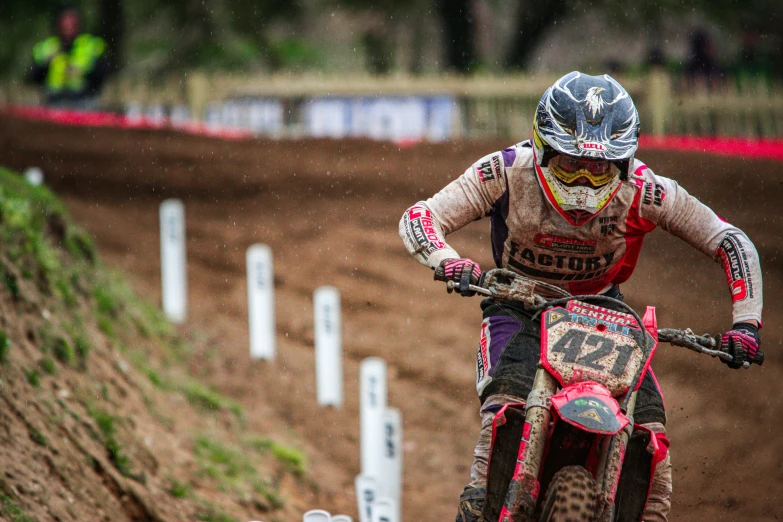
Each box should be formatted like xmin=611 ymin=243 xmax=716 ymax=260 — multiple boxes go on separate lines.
xmin=596 ymin=392 xmax=637 ymax=522
xmin=497 ymin=367 xmax=639 ymax=522
xmin=498 ymin=367 xmax=557 ymax=521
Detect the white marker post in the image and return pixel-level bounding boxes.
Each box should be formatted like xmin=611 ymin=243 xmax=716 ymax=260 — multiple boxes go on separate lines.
xmin=360 ymin=358 xmax=387 ymax=480
xmin=303 ymin=509 xmax=331 ymax=522
xmin=24 ymin=167 xmax=44 ymax=186
xmin=314 ymin=286 xmax=343 ymax=407
xmin=355 ymin=474 xmax=377 ymax=522
xmin=159 ymin=199 xmax=187 ymax=323
xmin=380 ymin=408 xmax=403 ymax=518
xmin=371 ymin=497 xmax=397 ymax=522
xmin=247 ymin=244 xmax=276 ymax=360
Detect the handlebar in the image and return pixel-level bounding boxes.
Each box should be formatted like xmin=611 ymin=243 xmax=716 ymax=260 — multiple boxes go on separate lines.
xmin=435 ymin=267 xmax=764 ymax=369
xmin=658 ymin=328 xmax=765 ymax=367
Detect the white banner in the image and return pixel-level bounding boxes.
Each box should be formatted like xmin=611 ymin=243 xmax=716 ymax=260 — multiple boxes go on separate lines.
xmin=380 ymin=408 xmax=402 ymax=517
xmin=314 ymin=286 xmax=343 ymax=407
xmin=159 ymin=199 xmax=187 ymax=323
xmin=371 ymin=496 xmax=397 ymax=522
xmin=355 ymin=474 xmax=377 ymax=522
xmin=247 ymin=244 xmax=276 ymax=360
xmin=303 ymin=509 xmax=331 ymax=522
xmin=305 ymin=98 xmax=350 ymax=138
xmin=360 ymin=357 xmax=387 ymax=479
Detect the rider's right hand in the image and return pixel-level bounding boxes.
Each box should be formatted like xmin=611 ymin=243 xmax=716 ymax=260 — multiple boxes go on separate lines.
xmin=720 ymin=322 xmax=762 ymax=368
xmin=435 ymin=258 xmax=482 ymax=296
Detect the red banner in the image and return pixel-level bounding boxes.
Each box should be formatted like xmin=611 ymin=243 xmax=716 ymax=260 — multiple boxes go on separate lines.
xmin=6 ymin=104 xmax=783 ymax=160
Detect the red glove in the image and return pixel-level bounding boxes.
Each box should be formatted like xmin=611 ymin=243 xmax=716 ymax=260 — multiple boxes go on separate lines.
xmin=720 ymin=322 xmax=761 ymax=369
xmin=437 ymin=258 xmax=482 ymax=296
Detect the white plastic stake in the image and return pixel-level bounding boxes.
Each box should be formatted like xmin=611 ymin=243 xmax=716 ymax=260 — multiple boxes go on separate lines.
xmin=303 ymin=509 xmax=331 ymax=522
xmin=247 ymin=244 xmax=276 ymax=360
xmin=371 ymin=497 xmax=397 ymax=522
xmin=159 ymin=199 xmax=187 ymax=323
xmin=380 ymin=408 xmax=402 ymax=517
xmin=360 ymin=358 xmax=387 ymax=479
xmin=24 ymin=167 xmax=43 ymax=186
xmin=355 ymin=474 xmax=377 ymax=522
xmin=332 ymin=516 xmax=354 ymax=522
xmin=314 ymin=286 xmax=343 ymax=407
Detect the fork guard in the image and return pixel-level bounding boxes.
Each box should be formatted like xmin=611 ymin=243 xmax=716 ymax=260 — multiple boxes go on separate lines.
xmin=550 ymin=381 xmax=629 ymax=435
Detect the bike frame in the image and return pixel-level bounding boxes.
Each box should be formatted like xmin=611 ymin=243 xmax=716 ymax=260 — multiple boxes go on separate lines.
xmin=492 ymin=302 xmax=658 ymax=521
xmin=439 ymin=268 xmax=759 ymax=521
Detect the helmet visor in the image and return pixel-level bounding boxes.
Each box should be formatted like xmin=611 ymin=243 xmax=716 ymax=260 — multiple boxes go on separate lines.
xmin=549 ymin=155 xmax=617 ymax=187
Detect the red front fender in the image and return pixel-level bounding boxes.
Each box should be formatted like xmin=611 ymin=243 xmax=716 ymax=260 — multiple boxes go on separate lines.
xmin=550 ymin=381 xmax=629 ymax=435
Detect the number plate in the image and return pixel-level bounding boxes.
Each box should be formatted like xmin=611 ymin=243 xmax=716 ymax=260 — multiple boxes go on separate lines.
xmin=541 ymin=303 xmax=647 ymax=396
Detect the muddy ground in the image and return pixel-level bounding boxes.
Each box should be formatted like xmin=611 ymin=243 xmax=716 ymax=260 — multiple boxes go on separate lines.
xmin=1 ymin=115 xmax=782 ymax=521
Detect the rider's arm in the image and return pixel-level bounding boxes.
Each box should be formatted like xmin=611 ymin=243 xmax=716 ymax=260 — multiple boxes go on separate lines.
xmin=633 ymin=164 xmax=763 ymax=326
xmin=399 ymin=150 xmax=510 ymax=269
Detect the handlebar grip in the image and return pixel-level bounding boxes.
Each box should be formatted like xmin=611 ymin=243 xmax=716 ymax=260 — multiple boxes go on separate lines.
xmin=752 ymin=350 xmax=765 ymax=366
xmin=434 ymin=266 xmax=447 ymax=282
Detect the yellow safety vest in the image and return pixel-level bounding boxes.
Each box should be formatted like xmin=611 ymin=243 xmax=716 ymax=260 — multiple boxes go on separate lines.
xmin=32 ymin=34 xmax=106 ymax=94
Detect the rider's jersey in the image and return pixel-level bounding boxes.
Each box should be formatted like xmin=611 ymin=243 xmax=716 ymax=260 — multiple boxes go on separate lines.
xmin=399 ymin=141 xmax=763 ymax=325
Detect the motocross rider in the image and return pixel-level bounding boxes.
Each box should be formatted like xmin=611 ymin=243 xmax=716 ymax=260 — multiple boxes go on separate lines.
xmin=398 ymin=72 xmax=763 ymax=521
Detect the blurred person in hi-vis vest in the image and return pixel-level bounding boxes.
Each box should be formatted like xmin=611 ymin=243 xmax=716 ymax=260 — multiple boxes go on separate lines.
xmin=30 ymin=5 xmax=108 ymax=109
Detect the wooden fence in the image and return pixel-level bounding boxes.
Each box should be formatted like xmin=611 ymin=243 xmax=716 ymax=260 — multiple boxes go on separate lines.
xmin=3 ymin=70 xmax=783 ymax=138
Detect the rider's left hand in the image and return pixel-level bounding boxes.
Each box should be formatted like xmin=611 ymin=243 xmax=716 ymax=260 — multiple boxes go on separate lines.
xmin=720 ymin=322 xmax=761 ymax=369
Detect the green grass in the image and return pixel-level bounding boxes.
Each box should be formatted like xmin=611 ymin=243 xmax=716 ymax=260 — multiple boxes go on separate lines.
xmin=0 ymin=166 xmax=297 ymax=517
xmin=74 ymin=334 xmax=91 ymax=369
xmin=193 ymin=435 xmax=286 ymax=511
xmin=194 ymin=437 xmax=255 ymax=482
xmin=52 ymin=337 xmax=76 ymax=366
xmin=64 ymin=227 xmax=95 ymax=263
xmin=194 ymin=503 xmax=238 ymax=522
xmin=168 ymin=477 xmax=192 ymax=498
xmin=245 ymin=436 xmax=306 ymax=477
xmin=23 ymin=368 xmax=41 ymax=387
xmin=180 ymin=381 xmax=244 ymax=420
xmin=39 ymin=357 xmax=56 ymax=375
xmin=0 ymin=331 xmax=9 ymax=364
xmin=0 ymin=494 xmax=35 ymax=522
xmin=1 ymin=269 xmax=20 ymax=301
xmin=28 ymin=426 xmax=47 ymax=447
xmin=89 ymin=408 xmax=133 ymax=478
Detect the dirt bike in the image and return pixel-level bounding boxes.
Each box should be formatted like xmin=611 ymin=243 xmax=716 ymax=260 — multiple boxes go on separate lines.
xmin=434 ymin=267 xmax=764 ymax=522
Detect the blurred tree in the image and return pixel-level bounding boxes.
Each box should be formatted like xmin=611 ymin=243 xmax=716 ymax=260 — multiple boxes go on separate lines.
xmin=435 ymin=0 xmax=476 ymax=73
xmin=98 ymin=0 xmax=123 ymax=72
xmin=335 ymin=0 xmax=420 ymax=75
xmin=504 ymin=0 xmax=568 ymax=70
xmin=597 ymin=0 xmax=783 ymax=80
xmin=3 ymin=0 xmax=781 ymax=78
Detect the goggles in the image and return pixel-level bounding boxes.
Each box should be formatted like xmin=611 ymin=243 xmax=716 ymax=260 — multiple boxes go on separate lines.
xmin=549 ymin=155 xmax=617 ymax=187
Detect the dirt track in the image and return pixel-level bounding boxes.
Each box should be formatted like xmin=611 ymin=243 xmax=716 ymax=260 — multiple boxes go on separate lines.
xmin=1 ymin=115 xmax=782 ymax=521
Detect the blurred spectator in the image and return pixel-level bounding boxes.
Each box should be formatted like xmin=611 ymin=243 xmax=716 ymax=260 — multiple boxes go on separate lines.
xmin=682 ymin=29 xmax=724 ymax=89
xmin=30 ymin=5 xmax=108 ymax=109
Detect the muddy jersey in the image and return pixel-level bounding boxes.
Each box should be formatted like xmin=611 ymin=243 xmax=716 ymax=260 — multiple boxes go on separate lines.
xmin=399 ymin=141 xmax=763 ymax=324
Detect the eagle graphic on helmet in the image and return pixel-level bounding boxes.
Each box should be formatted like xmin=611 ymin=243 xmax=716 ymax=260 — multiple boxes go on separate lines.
xmin=532 ymin=72 xmax=641 ymax=225
xmin=584 ymin=87 xmax=606 ymax=118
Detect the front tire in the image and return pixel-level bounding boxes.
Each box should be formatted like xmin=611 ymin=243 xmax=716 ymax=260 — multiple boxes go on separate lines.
xmin=537 ymin=466 xmax=600 ymax=522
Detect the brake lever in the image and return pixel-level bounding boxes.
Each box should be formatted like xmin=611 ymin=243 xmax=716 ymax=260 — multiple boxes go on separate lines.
xmin=445 ymin=280 xmax=493 ymax=296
